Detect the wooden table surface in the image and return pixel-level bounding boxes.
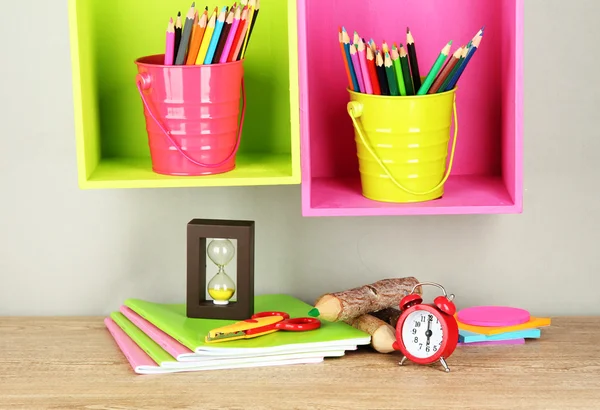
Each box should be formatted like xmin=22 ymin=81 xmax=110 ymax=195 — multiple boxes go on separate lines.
xmin=0 ymin=317 xmax=598 ymax=410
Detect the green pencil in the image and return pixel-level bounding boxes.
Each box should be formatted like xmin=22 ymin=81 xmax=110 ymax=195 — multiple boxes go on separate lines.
xmin=391 ymin=45 xmax=406 ymax=96
xmin=417 ymin=40 xmax=453 ymax=95
xmin=384 ymin=52 xmax=400 ymax=96
xmin=399 ymin=44 xmax=414 ymax=95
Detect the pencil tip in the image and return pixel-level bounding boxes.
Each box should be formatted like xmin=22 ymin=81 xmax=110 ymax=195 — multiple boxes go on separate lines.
xmin=191 ymin=1 xmax=195 ymax=6
xmin=407 ymin=26 xmax=410 ymax=33
xmin=177 ymin=11 xmax=181 ymax=16
xmin=342 ymin=26 xmax=347 ymax=32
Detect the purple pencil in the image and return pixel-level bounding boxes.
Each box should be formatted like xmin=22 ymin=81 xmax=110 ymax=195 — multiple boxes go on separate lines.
xmin=165 ymin=18 xmax=175 ymax=65
xmin=349 ymin=44 xmax=365 ymax=93
xmin=220 ymin=6 xmax=241 ymax=63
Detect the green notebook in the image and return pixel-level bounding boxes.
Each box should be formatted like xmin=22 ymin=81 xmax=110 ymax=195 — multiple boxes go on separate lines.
xmin=124 ymin=294 xmax=371 ymax=355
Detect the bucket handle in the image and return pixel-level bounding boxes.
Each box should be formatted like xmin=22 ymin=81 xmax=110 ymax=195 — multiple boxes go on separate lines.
xmin=135 ymin=74 xmax=245 ymax=169
xmin=347 ymin=97 xmax=458 ymax=197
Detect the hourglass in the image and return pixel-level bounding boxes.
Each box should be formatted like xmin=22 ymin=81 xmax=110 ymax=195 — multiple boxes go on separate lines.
xmin=206 ymin=239 xmax=236 ymax=305
xmin=186 ymin=219 xmax=255 ymax=320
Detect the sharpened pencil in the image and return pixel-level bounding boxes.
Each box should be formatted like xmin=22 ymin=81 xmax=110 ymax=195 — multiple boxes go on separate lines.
xmin=391 ymin=45 xmax=406 ymax=96
xmin=399 ymin=44 xmax=414 ymax=95
xmin=350 ymin=43 xmax=365 ymax=93
xmin=444 ymin=31 xmax=483 ymax=91
xmin=366 ymin=46 xmax=380 ymax=95
xmin=339 ymin=28 xmax=354 ymax=91
xmin=440 ymin=43 xmax=467 ymax=92
xmin=239 ymin=0 xmax=257 ymax=59
xmin=174 ymin=12 xmax=182 ymax=64
xmin=384 ymin=52 xmax=399 ymax=96
xmin=204 ymin=7 xmax=227 ymax=64
xmin=241 ymin=0 xmax=260 ymax=58
xmin=220 ymin=6 xmax=242 ymax=63
xmin=213 ymin=7 xmax=234 ymax=63
xmin=164 ymin=18 xmax=175 ymax=66
xmin=195 ymin=8 xmax=217 ymax=64
xmin=417 ymin=40 xmax=452 ymax=95
xmin=375 ymin=51 xmax=389 ymax=96
xmin=230 ymin=6 xmax=250 ymax=61
xmin=342 ymin=28 xmax=360 ymax=92
xmin=406 ymin=28 xmax=422 ymax=91
xmin=357 ymin=38 xmax=372 ymax=94
xmin=175 ymin=3 xmax=196 ymax=65
xmin=186 ymin=8 xmax=208 ymax=65
xmin=429 ymin=46 xmax=463 ymax=94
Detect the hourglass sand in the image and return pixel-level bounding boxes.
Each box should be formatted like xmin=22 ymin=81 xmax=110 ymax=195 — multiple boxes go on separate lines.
xmin=207 ymin=239 xmax=236 ymax=305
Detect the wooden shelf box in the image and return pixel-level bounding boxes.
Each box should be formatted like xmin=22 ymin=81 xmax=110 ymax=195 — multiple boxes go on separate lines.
xmin=296 ymin=0 xmax=523 ymax=216
xmin=68 ymin=0 xmax=301 ymax=189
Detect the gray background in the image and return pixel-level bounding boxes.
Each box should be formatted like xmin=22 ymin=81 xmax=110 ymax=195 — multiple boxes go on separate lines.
xmin=1 ymin=1 xmax=598 ymax=316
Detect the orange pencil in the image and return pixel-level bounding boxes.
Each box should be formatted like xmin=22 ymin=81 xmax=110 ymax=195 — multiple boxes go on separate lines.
xmin=338 ymin=27 xmax=354 ymax=91
xmin=186 ymin=8 xmax=208 ymax=65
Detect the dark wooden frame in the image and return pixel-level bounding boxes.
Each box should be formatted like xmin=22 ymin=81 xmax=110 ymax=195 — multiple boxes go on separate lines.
xmin=186 ymin=219 xmax=255 ymax=320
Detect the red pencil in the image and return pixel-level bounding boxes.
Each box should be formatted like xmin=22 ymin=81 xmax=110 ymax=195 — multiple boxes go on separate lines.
xmin=366 ymin=46 xmax=380 ymax=95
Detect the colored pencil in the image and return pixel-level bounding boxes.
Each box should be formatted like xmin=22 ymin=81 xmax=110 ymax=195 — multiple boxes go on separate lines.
xmin=164 ymin=18 xmax=175 ymax=66
xmin=174 ymin=12 xmax=183 ymax=64
xmin=390 ymin=45 xmax=406 ymax=96
xmin=338 ymin=28 xmax=354 ymax=91
xmin=406 ymin=28 xmax=422 ymax=91
xmin=381 ymin=41 xmax=390 ymax=54
xmin=429 ymin=46 xmax=463 ymax=94
xmin=186 ymin=8 xmax=208 ymax=65
xmin=440 ymin=44 xmax=467 ymax=92
xmin=417 ymin=40 xmax=452 ymax=95
xmin=384 ymin=52 xmax=399 ymax=96
xmin=349 ymin=43 xmax=365 ymax=93
xmin=375 ymin=51 xmax=389 ymax=96
xmin=398 ymin=44 xmax=414 ymax=95
xmin=239 ymin=0 xmax=257 ymax=59
xmin=175 ymin=3 xmax=196 ymax=65
xmin=369 ymin=39 xmax=377 ymax=55
xmin=196 ymin=8 xmax=217 ymax=64
xmin=204 ymin=7 xmax=227 ymax=64
xmin=444 ymin=31 xmax=483 ymax=91
xmin=241 ymin=0 xmax=260 ymax=58
xmin=220 ymin=6 xmax=242 ymax=63
xmin=366 ymin=46 xmax=380 ymax=95
xmin=230 ymin=6 xmax=250 ymax=62
xmin=357 ymin=38 xmax=372 ymax=94
xmin=342 ymin=28 xmax=359 ymax=92
xmin=213 ymin=7 xmax=234 ymax=63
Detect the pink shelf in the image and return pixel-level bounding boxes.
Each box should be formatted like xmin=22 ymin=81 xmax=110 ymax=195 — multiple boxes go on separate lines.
xmin=297 ymin=0 xmax=523 ymax=217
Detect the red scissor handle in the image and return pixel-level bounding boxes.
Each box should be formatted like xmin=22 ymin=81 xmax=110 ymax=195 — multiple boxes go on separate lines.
xmin=275 ymin=317 xmax=321 ymax=331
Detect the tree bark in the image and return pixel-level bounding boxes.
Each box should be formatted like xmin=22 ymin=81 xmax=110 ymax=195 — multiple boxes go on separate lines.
xmin=313 ymin=277 xmax=421 ymax=322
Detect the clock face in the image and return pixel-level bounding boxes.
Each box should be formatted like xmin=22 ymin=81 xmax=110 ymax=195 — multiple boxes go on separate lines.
xmin=401 ymin=310 xmax=444 ymax=359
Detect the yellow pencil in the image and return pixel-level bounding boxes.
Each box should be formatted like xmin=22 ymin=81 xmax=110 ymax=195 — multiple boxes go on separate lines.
xmin=195 ymin=8 xmax=217 ymax=64
xmin=240 ymin=0 xmax=256 ymax=58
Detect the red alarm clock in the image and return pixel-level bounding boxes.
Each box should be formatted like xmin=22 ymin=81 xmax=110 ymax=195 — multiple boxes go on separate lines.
xmin=392 ymin=282 xmax=459 ymax=372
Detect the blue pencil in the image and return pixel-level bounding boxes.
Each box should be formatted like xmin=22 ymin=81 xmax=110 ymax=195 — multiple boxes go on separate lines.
xmin=444 ymin=30 xmax=483 ymax=91
xmin=342 ymin=27 xmax=360 ymax=92
xmin=204 ymin=6 xmax=227 ymax=64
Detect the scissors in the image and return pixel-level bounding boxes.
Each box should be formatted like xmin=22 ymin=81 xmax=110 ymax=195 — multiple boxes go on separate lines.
xmin=205 ymin=311 xmax=321 ymax=344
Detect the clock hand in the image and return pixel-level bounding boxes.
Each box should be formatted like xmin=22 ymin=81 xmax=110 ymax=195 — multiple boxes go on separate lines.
xmin=425 ymin=315 xmax=433 ymax=346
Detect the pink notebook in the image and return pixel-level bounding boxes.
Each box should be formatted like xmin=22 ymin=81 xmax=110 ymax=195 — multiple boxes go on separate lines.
xmin=105 ymin=317 xmax=326 ymax=375
xmin=119 ymin=306 xmax=194 ymax=361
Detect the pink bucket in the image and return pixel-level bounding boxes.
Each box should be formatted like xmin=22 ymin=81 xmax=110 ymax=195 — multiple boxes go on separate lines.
xmin=135 ymin=54 xmax=245 ymax=176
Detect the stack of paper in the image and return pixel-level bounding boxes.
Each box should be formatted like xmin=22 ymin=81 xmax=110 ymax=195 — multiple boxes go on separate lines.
xmin=457 ymin=316 xmax=551 ymax=346
xmin=105 ymin=294 xmax=371 ymax=374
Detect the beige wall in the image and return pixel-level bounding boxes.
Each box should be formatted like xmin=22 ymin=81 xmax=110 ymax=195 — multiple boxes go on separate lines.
xmin=1 ymin=1 xmax=598 ymax=316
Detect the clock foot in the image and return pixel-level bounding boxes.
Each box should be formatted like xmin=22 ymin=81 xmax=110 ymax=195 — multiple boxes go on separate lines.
xmin=439 ymin=357 xmax=450 ymax=372
xmin=399 ymin=356 xmax=407 ymax=366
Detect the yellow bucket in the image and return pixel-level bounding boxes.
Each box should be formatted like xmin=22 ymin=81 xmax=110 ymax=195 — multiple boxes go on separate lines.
xmin=347 ymin=88 xmax=458 ymax=203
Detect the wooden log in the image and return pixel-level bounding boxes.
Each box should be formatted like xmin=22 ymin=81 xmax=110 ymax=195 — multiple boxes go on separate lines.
xmin=370 ymin=307 xmax=402 ymax=328
xmin=345 ymin=314 xmax=397 ymax=354
xmin=310 ymin=277 xmax=421 ymax=322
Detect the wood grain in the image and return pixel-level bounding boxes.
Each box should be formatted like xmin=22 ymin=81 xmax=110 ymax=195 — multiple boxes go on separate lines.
xmin=0 ymin=317 xmax=599 ymax=409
